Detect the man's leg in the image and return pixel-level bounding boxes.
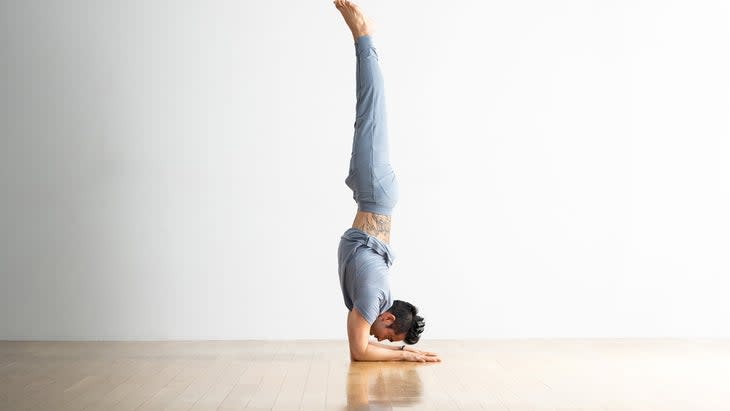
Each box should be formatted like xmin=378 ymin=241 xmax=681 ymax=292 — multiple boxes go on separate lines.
xmin=344 ymin=35 xmax=399 ymax=216
xmin=336 ymin=0 xmax=399 ymax=217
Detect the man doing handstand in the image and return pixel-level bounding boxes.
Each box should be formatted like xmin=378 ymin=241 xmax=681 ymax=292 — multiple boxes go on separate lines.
xmin=334 ymin=0 xmax=441 ymax=363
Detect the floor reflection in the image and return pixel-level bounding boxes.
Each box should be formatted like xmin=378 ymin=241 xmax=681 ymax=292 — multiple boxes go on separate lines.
xmin=344 ymin=361 xmax=427 ymax=410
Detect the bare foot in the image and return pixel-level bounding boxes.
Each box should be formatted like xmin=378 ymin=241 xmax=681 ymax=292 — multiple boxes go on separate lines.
xmin=334 ymin=0 xmax=375 ymax=42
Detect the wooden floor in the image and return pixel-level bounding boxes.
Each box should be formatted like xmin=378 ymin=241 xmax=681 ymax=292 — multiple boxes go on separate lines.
xmin=1 ymin=339 xmax=728 ymax=410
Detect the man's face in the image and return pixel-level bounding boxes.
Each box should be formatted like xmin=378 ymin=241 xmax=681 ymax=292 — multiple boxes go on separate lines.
xmin=371 ymin=313 xmax=407 ymax=342
xmin=374 ymin=328 xmax=407 ymax=343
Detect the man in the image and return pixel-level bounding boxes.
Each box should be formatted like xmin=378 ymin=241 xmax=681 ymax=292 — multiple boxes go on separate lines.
xmin=335 ymin=0 xmax=441 ymax=363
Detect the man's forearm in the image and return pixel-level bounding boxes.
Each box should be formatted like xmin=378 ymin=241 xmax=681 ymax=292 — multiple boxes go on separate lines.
xmin=352 ymin=342 xmax=405 ymax=361
xmin=368 ymin=341 xmax=401 ymax=350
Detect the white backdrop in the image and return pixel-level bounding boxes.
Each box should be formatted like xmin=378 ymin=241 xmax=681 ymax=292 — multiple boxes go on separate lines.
xmin=1 ymin=0 xmax=728 ymax=340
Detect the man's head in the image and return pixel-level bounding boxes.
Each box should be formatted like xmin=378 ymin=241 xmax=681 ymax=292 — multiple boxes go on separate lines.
xmin=369 ymin=300 xmax=425 ymax=345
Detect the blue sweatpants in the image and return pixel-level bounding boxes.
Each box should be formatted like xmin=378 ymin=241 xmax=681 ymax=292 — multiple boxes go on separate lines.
xmin=344 ymin=35 xmax=399 ymax=216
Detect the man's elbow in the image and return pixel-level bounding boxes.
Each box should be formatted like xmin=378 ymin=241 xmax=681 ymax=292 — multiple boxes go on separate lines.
xmin=352 ymin=341 xmax=377 ymax=361
xmin=350 ymin=348 xmax=366 ymax=362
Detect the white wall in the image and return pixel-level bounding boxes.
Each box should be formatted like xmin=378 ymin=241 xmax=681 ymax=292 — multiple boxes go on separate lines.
xmin=1 ymin=0 xmax=728 ymax=340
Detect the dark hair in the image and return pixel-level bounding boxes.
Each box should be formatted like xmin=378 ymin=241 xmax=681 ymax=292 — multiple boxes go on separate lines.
xmin=386 ymin=300 xmax=425 ymax=345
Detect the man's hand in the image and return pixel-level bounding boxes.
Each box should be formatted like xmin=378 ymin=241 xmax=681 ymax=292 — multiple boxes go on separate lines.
xmin=404 ymin=345 xmax=440 ymax=358
xmin=402 ymin=350 xmax=441 ymax=362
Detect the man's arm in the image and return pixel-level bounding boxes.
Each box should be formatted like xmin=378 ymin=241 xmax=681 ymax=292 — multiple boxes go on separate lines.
xmin=347 ymin=308 xmax=404 ymax=361
xmin=369 ymin=341 xmax=401 ymax=350
xmin=369 ymin=340 xmax=441 ymax=358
